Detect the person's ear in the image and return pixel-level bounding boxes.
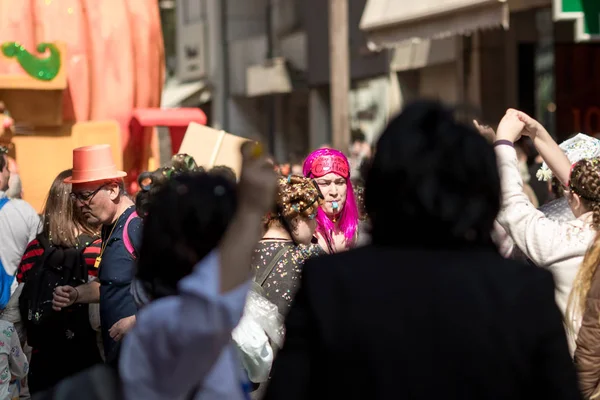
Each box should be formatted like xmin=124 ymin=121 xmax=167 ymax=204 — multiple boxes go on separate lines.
xmin=289 ymin=218 xmax=299 ymax=234
xmin=107 ymin=182 xmax=120 ymax=201
xmin=571 ymin=192 xmax=582 ymax=211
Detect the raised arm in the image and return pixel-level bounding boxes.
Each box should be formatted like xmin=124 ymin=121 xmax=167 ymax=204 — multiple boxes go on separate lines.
xmin=219 ymin=142 xmax=275 ymax=293
xmin=510 ymin=109 xmax=571 ymax=186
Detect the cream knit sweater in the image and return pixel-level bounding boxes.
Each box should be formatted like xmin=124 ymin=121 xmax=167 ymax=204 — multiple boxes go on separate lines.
xmin=495 ymin=145 xmax=596 ymax=351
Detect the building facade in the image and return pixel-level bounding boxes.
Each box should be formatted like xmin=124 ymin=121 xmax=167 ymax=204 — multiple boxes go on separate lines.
xmin=160 ymin=0 xmax=600 ymax=159
xmin=360 ymin=0 xmax=600 ymax=140
xmin=161 ymin=0 xmax=399 ymax=162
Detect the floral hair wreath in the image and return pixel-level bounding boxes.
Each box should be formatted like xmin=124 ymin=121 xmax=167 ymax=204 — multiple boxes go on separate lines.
xmin=138 ymin=154 xmax=200 ymax=192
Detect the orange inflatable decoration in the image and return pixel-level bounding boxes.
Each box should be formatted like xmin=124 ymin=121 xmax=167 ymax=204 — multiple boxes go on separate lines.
xmin=0 ymin=0 xmax=165 ymax=205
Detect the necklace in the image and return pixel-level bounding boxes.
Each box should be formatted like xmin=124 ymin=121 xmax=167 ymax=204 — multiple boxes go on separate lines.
xmin=94 ymin=208 xmax=128 ymax=268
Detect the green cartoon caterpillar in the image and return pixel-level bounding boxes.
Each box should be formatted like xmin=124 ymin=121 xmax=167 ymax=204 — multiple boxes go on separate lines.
xmin=1 ymin=42 xmax=61 ymax=81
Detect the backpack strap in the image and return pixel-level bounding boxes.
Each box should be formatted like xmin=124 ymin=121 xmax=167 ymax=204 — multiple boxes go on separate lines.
xmin=123 ymin=211 xmax=139 ymax=260
xmin=254 ymin=246 xmax=289 ymax=287
xmin=0 ymin=197 xmax=9 ymax=211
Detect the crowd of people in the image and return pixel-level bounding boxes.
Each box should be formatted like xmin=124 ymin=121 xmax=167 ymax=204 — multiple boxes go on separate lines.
xmin=1 ymin=100 xmax=600 ymax=399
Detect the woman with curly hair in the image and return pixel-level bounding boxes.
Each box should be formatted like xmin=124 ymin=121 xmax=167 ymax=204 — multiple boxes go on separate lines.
xmin=252 ymin=175 xmax=325 ymax=316
xmin=245 ymin=175 xmax=324 ymax=398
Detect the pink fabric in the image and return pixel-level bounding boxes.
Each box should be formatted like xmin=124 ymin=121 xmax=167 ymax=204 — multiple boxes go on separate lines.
xmin=303 ymin=148 xmax=358 ymax=244
xmin=123 ymin=211 xmax=138 ymax=259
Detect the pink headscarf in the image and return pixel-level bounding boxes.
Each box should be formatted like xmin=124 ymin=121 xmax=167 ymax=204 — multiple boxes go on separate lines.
xmin=303 ymin=148 xmax=358 ymax=245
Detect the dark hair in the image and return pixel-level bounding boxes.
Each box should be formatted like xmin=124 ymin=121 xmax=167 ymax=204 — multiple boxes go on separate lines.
xmin=351 ymin=128 xmax=366 ymax=144
xmin=551 ymin=176 xmax=564 ymax=199
xmin=44 ymin=169 xmax=99 ymax=247
xmin=136 ymin=154 xmax=203 ymax=218
xmin=136 ymin=172 xmax=237 ymax=299
xmin=352 ymin=180 xmax=367 ymax=221
xmin=209 ymin=165 xmax=237 ymax=185
xmin=135 ymin=167 xmax=173 ymax=217
xmin=365 ymin=100 xmax=500 ymax=246
xmin=0 ymin=147 xmax=7 ymax=172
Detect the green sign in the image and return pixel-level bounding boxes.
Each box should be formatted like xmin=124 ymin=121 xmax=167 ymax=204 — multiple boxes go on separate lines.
xmin=554 ymin=0 xmax=600 ymax=41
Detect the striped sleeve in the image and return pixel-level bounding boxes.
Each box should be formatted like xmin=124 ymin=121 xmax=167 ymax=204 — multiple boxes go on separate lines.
xmin=83 ymin=239 xmax=102 ymax=277
xmin=17 ymin=239 xmax=43 ymax=283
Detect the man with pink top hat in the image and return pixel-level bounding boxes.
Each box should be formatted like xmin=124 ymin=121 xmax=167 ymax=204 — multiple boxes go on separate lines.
xmin=52 ymin=144 xmax=141 ymax=361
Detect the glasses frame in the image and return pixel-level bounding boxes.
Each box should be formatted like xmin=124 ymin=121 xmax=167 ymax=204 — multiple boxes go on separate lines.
xmin=70 ymin=183 xmax=109 ymax=203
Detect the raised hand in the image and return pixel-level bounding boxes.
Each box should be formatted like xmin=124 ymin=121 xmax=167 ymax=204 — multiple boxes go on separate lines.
xmin=507 ymin=109 xmax=542 ymax=139
xmin=473 ymin=120 xmax=496 ymax=142
xmin=237 ymin=142 xmax=278 ymax=216
xmin=496 ymin=112 xmax=525 ymax=143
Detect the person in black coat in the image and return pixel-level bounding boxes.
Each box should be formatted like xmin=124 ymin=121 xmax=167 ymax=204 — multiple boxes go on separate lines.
xmin=265 ymin=101 xmax=582 ymax=400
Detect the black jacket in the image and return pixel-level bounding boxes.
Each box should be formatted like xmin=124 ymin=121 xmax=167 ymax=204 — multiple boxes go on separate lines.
xmin=265 ymin=244 xmax=581 ymax=400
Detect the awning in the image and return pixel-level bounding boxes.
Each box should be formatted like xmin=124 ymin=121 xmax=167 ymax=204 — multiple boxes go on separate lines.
xmin=161 ymin=79 xmax=210 ymax=108
xmin=360 ymin=0 xmax=509 ymax=49
xmin=390 ymin=37 xmax=456 ymax=72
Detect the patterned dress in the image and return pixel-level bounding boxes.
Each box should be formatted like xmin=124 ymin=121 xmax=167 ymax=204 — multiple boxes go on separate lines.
xmin=252 ymin=241 xmax=325 ymax=315
xmin=0 ymin=321 xmax=28 ymax=400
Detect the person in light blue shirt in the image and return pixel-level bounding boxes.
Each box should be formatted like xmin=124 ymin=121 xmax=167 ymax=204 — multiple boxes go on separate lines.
xmin=120 ymin=143 xmax=277 ymax=399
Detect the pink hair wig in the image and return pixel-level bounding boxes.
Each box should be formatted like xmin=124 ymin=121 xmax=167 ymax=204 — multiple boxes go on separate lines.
xmin=303 ymin=148 xmax=358 ymax=244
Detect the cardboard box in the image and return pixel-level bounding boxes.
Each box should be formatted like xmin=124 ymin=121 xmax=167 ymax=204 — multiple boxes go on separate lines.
xmin=178 ymin=122 xmax=250 ymax=177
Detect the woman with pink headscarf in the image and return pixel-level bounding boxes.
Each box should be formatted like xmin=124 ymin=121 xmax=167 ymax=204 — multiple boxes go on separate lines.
xmin=303 ymin=148 xmax=359 ymax=253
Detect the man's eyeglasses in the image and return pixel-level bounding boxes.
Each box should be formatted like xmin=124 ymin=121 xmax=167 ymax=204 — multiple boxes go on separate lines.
xmin=70 ymin=184 xmax=108 ymax=202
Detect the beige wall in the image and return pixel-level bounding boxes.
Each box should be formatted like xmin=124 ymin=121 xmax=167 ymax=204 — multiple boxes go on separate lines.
xmin=419 ymin=62 xmax=459 ymax=104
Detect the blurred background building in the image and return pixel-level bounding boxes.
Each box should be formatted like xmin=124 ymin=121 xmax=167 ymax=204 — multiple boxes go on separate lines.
xmin=159 ymin=0 xmax=600 ymax=161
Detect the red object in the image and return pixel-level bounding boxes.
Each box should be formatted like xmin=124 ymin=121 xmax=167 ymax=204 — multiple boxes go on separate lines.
xmin=130 ymin=108 xmax=207 ymax=154
xmin=129 ymin=108 xmax=207 ymax=192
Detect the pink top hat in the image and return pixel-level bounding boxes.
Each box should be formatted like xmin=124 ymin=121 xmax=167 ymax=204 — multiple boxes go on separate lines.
xmin=64 ymin=144 xmax=127 ymax=184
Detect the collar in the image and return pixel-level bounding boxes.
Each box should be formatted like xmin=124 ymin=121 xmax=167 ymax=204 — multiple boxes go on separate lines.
xmin=577 ymin=211 xmax=594 ymax=224
xmin=0 ymin=191 xmax=6 ymax=199
xmin=105 ymin=205 xmax=135 ymax=227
